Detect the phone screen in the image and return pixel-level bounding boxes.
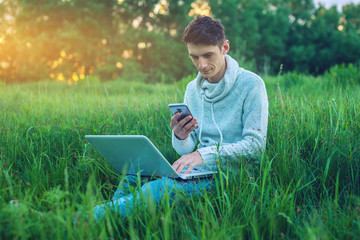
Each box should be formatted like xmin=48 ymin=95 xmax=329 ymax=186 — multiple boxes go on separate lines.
xmin=168 ymin=103 xmax=193 ymax=123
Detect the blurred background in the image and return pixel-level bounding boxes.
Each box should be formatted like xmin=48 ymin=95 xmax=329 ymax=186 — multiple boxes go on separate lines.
xmin=0 ymin=0 xmax=359 ymax=84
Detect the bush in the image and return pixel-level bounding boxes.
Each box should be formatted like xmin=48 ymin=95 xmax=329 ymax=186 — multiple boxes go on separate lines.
xmin=95 ymin=64 xmax=118 ymax=81
xmin=119 ymin=60 xmax=149 ymax=83
xmin=324 ymin=62 xmax=360 ymax=88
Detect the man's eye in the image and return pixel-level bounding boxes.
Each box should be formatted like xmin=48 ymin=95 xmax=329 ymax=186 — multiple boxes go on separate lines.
xmin=191 ymin=56 xmax=199 ymax=60
xmin=204 ymin=54 xmax=212 ymax=58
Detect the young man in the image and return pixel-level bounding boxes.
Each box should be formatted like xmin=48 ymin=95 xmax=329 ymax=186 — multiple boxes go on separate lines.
xmin=171 ymin=15 xmax=268 ymax=174
xmin=92 ymin=16 xmax=268 ymax=220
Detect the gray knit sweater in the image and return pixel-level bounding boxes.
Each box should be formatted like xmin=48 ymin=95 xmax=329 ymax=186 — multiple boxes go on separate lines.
xmin=172 ymin=54 xmax=268 ymax=169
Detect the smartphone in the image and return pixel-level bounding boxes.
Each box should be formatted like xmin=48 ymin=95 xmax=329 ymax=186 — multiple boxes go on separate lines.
xmin=168 ymin=103 xmax=193 ymax=125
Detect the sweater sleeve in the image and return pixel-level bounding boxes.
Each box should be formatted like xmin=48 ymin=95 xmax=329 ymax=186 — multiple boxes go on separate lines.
xmin=197 ymin=79 xmax=268 ymax=165
xmin=171 ymin=131 xmax=198 ymax=155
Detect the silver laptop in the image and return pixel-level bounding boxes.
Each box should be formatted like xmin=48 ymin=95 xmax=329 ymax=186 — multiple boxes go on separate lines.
xmin=85 ymin=135 xmax=217 ymax=180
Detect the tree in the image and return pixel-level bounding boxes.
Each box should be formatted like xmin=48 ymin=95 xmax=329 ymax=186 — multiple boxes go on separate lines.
xmin=12 ymin=0 xmax=115 ymax=82
xmin=210 ymin=0 xmax=291 ymax=74
xmin=1 ymin=0 xmax=196 ymax=83
xmin=255 ymin=1 xmax=291 ymax=74
xmin=1 ymin=0 xmax=360 ymax=82
xmin=285 ymin=2 xmax=360 ymax=74
xmin=0 ymin=0 xmax=19 ymax=81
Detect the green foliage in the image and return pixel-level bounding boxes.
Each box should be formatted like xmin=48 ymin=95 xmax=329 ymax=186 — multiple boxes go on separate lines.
xmin=1 ymin=0 xmax=360 ymax=83
xmin=324 ymin=62 xmax=360 ymax=87
xmin=210 ymin=0 xmax=292 ymax=74
xmin=130 ymin=30 xmax=193 ymax=83
xmin=1 ymin=66 xmax=360 ymax=238
xmin=210 ymin=0 xmax=360 ymax=75
xmin=0 ymin=0 xmax=195 ymax=83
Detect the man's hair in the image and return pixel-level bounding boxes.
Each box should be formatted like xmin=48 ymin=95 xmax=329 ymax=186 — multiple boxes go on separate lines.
xmin=183 ymin=16 xmax=225 ymax=47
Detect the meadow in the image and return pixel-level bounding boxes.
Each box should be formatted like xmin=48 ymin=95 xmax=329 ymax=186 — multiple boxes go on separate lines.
xmin=0 ymin=64 xmax=359 ymax=239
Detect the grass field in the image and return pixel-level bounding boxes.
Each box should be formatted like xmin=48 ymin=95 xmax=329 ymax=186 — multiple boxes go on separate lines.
xmin=0 ymin=64 xmax=359 ymax=239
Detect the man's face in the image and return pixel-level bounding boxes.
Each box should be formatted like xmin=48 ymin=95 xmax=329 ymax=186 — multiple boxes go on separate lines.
xmin=187 ymin=40 xmax=229 ymax=83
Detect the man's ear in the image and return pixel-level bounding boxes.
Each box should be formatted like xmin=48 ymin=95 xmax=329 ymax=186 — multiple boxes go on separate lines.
xmin=223 ymin=40 xmax=230 ymax=54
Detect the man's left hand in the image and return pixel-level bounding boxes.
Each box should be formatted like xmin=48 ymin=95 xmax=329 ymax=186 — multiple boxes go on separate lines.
xmin=172 ymin=151 xmax=203 ymax=174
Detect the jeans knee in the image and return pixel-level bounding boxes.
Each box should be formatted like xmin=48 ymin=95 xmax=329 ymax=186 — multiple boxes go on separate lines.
xmin=141 ymin=178 xmax=175 ymax=202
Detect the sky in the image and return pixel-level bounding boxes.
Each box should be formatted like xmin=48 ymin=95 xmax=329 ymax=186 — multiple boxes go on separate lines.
xmin=313 ymin=0 xmax=360 ymax=11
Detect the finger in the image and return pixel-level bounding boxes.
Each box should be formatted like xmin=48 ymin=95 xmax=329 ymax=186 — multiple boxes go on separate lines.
xmin=190 ymin=122 xmax=198 ymax=131
xmin=171 ymin=159 xmax=181 ymax=169
xmin=176 ymin=164 xmax=186 ymax=174
xmin=173 ymin=158 xmax=185 ymax=173
xmin=170 ymin=112 xmax=181 ymax=126
xmin=181 ymin=117 xmax=195 ymax=130
xmin=175 ymin=160 xmax=187 ymax=173
xmin=171 ymin=112 xmax=181 ymax=124
xmin=172 ymin=112 xmax=181 ymax=121
xmin=184 ymin=165 xmax=195 ymax=174
xmin=178 ymin=115 xmax=193 ymax=127
xmin=182 ymin=122 xmax=197 ymax=136
xmin=184 ymin=119 xmax=198 ymax=133
xmin=176 ymin=160 xmax=192 ymax=174
xmin=173 ymin=119 xmax=196 ymax=140
xmin=172 ymin=157 xmax=180 ymax=167
xmin=172 ymin=156 xmax=186 ymax=169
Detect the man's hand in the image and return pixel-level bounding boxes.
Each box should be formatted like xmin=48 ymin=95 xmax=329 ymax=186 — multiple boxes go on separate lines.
xmin=170 ymin=112 xmax=198 ymax=140
xmin=172 ymin=151 xmax=203 ymax=174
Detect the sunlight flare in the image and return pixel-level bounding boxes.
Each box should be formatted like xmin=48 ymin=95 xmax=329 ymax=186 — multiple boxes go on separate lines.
xmin=138 ymin=42 xmax=146 ymax=49
xmin=122 ymin=49 xmax=133 ymax=59
xmin=0 ymin=61 xmax=9 ymax=69
xmin=72 ymin=73 xmax=79 ymax=82
xmin=116 ymin=62 xmax=123 ymax=69
xmin=60 ymin=50 xmax=67 ymax=58
xmin=57 ymin=73 xmax=64 ymax=81
xmin=189 ymin=0 xmax=211 ymax=16
xmin=154 ymin=0 xmax=169 ymax=15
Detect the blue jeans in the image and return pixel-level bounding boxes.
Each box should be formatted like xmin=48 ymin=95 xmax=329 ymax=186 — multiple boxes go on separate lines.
xmin=93 ymin=175 xmax=215 ymax=220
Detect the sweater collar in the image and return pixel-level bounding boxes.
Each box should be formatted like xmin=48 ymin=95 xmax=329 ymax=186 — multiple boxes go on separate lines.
xmin=196 ymin=54 xmax=243 ymax=103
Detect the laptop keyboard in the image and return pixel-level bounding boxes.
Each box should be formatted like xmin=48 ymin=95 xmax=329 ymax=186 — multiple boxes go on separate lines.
xmin=180 ymin=167 xmax=200 ymax=174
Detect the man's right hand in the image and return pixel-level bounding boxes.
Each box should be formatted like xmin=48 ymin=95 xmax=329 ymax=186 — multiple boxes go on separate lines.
xmin=170 ymin=112 xmax=198 ymax=140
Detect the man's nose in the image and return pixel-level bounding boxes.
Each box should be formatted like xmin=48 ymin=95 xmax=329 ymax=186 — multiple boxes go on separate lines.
xmin=198 ymin=58 xmax=207 ymax=69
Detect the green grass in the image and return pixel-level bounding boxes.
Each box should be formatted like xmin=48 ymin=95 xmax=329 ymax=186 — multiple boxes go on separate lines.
xmin=0 ymin=67 xmax=359 ymax=239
